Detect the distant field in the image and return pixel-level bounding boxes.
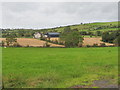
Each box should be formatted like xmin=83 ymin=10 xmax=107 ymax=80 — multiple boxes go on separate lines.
xmin=2 ymin=47 xmax=118 ymax=88
xmin=0 ymin=38 xmax=64 ymax=47
xmin=0 ymin=38 xmax=114 ymax=47
xmin=47 ymin=37 xmax=114 ymax=46
xmin=44 ymin=21 xmax=119 ymax=33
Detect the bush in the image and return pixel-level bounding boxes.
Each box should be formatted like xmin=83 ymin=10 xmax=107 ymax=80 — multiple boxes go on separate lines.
xmin=58 ymin=41 xmax=64 ymax=45
xmin=26 ymin=44 xmax=30 ymax=47
xmin=100 ymin=43 xmax=106 ymax=47
xmin=92 ymin=43 xmax=98 ymax=47
xmin=102 ymin=31 xmax=120 ymax=43
xmin=78 ymin=43 xmax=82 ymax=47
xmin=80 ymin=31 xmax=87 ymax=35
xmin=44 ymin=42 xmax=50 ymax=47
xmin=114 ymin=36 xmax=120 ymax=46
xmin=52 ymin=40 xmax=59 ymax=44
xmin=13 ymin=42 xmax=22 ymax=47
xmin=90 ymin=35 xmax=92 ymax=37
xmin=86 ymin=45 xmax=91 ymax=47
xmin=40 ymin=37 xmax=46 ymax=41
xmin=0 ymin=41 xmax=5 ymax=47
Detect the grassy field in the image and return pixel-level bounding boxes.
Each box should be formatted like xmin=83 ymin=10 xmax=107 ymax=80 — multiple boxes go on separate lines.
xmin=2 ymin=47 xmax=118 ymax=88
xmin=40 ymin=21 xmax=119 ymax=33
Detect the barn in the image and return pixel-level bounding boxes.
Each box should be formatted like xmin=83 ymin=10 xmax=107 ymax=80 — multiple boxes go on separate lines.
xmin=45 ymin=32 xmax=60 ymax=38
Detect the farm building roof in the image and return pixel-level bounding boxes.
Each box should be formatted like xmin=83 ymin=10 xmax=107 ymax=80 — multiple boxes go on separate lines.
xmin=47 ymin=32 xmax=60 ymax=35
xmin=46 ymin=32 xmax=60 ymax=37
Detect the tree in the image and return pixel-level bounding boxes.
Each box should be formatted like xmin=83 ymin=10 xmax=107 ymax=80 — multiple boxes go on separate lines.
xmin=96 ymin=31 xmax=101 ymax=36
xmin=18 ymin=30 xmax=25 ymax=37
xmin=60 ymin=27 xmax=83 ymax=47
xmin=114 ymin=36 xmax=120 ymax=46
xmin=102 ymin=32 xmax=109 ymax=42
xmin=63 ymin=26 xmax=72 ymax=33
xmin=87 ymin=32 xmax=93 ymax=36
xmin=102 ymin=31 xmax=120 ymax=43
xmin=80 ymin=31 xmax=87 ymax=35
xmin=1 ymin=41 xmax=5 ymax=47
xmin=6 ymin=34 xmax=17 ymax=47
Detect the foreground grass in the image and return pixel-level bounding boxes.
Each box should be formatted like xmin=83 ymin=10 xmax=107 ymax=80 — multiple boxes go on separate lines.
xmin=2 ymin=47 xmax=118 ymax=88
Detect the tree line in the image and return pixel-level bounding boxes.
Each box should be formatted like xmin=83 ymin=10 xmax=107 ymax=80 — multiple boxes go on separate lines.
xmin=1 ymin=27 xmax=120 ymax=47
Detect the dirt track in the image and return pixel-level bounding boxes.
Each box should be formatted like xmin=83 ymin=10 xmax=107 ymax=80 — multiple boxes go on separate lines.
xmin=0 ymin=37 xmax=114 ymax=47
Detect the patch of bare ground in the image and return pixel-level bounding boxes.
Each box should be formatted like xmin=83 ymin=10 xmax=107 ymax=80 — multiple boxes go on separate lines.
xmin=71 ymin=80 xmax=118 ymax=88
xmin=26 ymin=78 xmax=42 ymax=87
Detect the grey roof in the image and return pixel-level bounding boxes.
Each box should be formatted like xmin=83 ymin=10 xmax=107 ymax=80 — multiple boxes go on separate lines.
xmin=47 ymin=32 xmax=60 ymax=35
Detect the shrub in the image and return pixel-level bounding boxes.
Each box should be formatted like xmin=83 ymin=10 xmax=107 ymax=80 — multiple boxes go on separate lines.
xmin=78 ymin=43 xmax=82 ymax=47
xmin=0 ymin=41 xmax=5 ymax=47
xmin=26 ymin=44 xmax=30 ymax=47
xmin=44 ymin=42 xmax=50 ymax=47
xmin=54 ymin=40 xmax=59 ymax=44
xmin=86 ymin=45 xmax=91 ymax=47
xmin=90 ymin=35 xmax=92 ymax=37
xmin=13 ymin=42 xmax=22 ymax=47
xmin=114 ymin=36 xmax=120 ymax=46
xmin=92 ymin=43 xmax=98 ymax=47
xmin=40 ymin=37 xmax=46 ymax=41
xmin=59 ymin=41 xmax=64 ymax=45
xmin=100 ymin=43 xmax=106 ymax=47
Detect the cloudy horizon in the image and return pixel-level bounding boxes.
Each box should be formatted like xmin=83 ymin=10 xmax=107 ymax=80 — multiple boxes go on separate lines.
xmin=1 ymin=2 xmax=118 ymax=29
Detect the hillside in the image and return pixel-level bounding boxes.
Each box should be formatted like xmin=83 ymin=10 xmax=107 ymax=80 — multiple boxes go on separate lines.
xmin=38 ymin=21 xmax=119 ymax=33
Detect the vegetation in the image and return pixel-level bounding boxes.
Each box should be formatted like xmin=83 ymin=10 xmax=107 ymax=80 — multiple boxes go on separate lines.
xmin=60 ymin=27 xmax=83 ymax=47
xmin=43 ymin=42 xmax=51 ymax=47
xmin=1 ymin=21 xmax=119 ymax=47
xmin=102 ymin=31 xmax=120 ymax=44
xmin=2 ymin=21 xmax=119 ymax=38
xmin=3 ymin=47 xmax=118 ymax=88
xmin=5 ymin=33 xmax=17 ymax=47
xmin=38 ymin=21 xmax=119 ymax=33
xmin=2 ymin=29 xmax=34 ymax=38
xmin=1 ymin=21 xmax=119 ymax=88
xmin=114 ymin=36 xmax=120 ymax=46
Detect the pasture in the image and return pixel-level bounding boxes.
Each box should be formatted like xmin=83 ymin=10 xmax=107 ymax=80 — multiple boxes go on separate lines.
xmin=2 ymin=47 xmax=118 ymax=88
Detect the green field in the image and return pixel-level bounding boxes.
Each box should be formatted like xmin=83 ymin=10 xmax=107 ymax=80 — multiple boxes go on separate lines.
xmin=2 ymin=47 xmax=118 ymax=88
xmin=39 ymin=21 xmax=119 ymax=33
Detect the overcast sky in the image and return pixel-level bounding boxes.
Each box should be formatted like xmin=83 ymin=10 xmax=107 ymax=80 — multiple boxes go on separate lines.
xmin=1 ymin=2 xmax=118 ymax=29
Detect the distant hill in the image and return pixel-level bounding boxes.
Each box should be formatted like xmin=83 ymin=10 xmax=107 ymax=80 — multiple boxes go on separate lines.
xmin=39 ymin=21 xmax=119 ymax=33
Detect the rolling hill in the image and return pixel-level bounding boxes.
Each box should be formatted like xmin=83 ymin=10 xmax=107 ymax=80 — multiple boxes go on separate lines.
xmin=38 ymin=21 xmax=119 ymax=33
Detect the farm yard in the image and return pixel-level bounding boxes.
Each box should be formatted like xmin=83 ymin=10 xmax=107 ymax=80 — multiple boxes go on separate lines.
xmin=2 ymin=47 xmax=118 ymax=88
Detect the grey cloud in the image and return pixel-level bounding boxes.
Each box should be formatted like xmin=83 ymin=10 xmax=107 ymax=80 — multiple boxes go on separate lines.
xmin=1 ymin=2 xmax=118 ymax=29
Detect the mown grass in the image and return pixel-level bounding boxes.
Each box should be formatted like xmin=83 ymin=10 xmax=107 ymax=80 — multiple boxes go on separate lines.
xmin=2 ymin=47 xmax=118 ymax=88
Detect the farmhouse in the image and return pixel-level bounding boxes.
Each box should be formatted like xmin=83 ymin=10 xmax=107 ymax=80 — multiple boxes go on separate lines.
xmin=34 ymin=32 xmax=41 ymax=39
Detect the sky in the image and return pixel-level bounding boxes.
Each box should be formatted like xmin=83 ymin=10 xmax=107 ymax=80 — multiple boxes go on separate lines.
xmin=1 ymin=2 xmax=118 ymax=29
